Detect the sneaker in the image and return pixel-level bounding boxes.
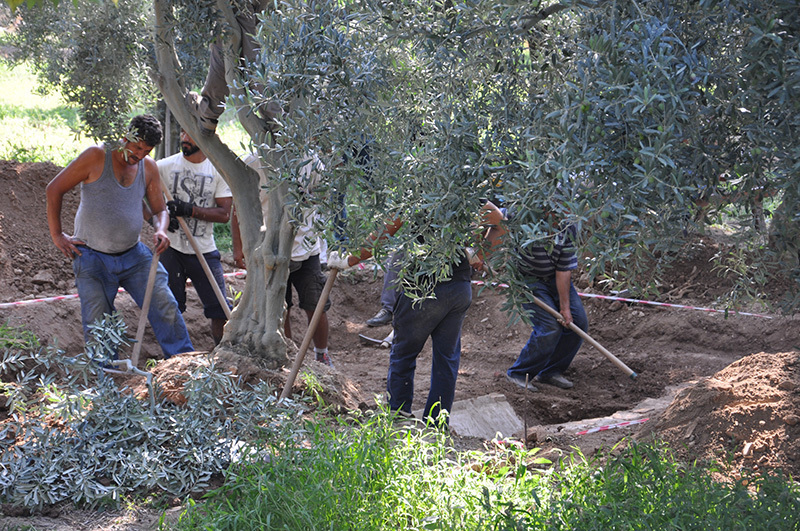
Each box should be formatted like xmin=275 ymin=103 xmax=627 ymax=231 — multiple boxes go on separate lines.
xmin=505 ymin=373 xmax=538 ymax=392
xmin=536 ymin=372 xmax=574 ymax=389
xmin=366 ymin=308 xmax=392 ymax=327
xmin=185 ymin=92 xmax=218 ymax=137
xmin=315 ymin=351 xmax=334 ymax=368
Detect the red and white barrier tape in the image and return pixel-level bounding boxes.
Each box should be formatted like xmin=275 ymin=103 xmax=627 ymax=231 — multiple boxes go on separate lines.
xmin=0 ymin=270 xmax=248 ymax=309
xmin=576 ymin=292 xmax=773 ymax=319
xmin=575 ymin=418 xmax=649 ymax=436
xmin=471 ymin=280 xmax=773 ymax=319
xmin=0 ymin=272 xmax=774 ymax=319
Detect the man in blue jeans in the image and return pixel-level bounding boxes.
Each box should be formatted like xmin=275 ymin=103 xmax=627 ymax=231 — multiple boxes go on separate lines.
xmin=327 ymin=201 xmax=504 ymax=424
xmin=506 ymin=223 xmax=588 ymax=391
xmin=46 ymin=115 xmax=194 ymax=360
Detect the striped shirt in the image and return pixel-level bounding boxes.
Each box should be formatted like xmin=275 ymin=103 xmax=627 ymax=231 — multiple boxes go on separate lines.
xmin=517 ymin=225 xmax=578 ymax=279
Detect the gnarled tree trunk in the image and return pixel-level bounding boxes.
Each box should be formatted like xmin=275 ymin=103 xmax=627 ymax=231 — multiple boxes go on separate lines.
xmin=152 ymin=0 xmax=292 ymax=367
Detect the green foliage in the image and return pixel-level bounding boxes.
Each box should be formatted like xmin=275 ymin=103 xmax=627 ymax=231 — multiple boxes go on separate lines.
xmin=0 ymin=62 xmax=86 ymax=165
xmin=173 ymin=411 xmax=553 ymax=530
xmin=1 ymin=0 xmax=213 ymax=143
xmin=213 ymin=221 xmax=232 ymax=253
xmin=243 ymin=0 xmax=799 ymax=311
xmin=3 ymin=0 xmax=157 ymax=142
xmin=553 ymin=442 xmax=800 ymax=530
xmin=0 ymin=322 xmax=39 ymax=351
xmin=3 ymin=0 xmax=798 ymax=316
xmin=173 ymin=423 xmax=800 ymax=530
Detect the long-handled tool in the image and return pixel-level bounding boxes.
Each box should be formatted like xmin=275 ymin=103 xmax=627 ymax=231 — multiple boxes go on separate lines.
xmin=359 ymin=329 xmax=393 ymax=348
xmin=531 ymin=295 xmax=638 ymax=379
xmin=161 ymin=182 xmax=231 ymax=319
xmin=280 ymin=268 xmax=338 ymax=401
xmin=130 ymin=251 xmax=161 ymax=367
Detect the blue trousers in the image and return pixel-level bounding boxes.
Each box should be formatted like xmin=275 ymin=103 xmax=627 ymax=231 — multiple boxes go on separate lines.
xmin=507 ymin=277 xmax=588 ymax=379
xmin=387 ymin=279 xmax=472 ymax=422
xmin=73 ymin=243 xmax=194 ymax=358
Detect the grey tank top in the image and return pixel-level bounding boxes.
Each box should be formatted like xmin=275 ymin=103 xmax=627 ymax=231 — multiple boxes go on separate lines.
xmin=73 ymin=147 xmax=146 ymax=254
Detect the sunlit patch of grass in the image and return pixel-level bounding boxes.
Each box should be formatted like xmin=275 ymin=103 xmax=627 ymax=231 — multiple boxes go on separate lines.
xmin=0 ymin=62 xmax=88 ymax=166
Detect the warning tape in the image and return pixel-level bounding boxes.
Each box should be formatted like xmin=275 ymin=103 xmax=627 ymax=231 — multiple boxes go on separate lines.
xmin=471 ymin=280 xmax=773 ymax=319
xmin=0 ymin=271 xmax=774 ymax=320
xmin=575 ymin=418 xmax=649 ymax=436
xmin=0 ymin=270 xmax=248 ymax=309
xmin=576 ymin=292 xmax=773 ymax=319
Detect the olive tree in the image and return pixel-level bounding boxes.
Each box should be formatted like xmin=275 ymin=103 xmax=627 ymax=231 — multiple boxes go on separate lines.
xmin=4 ymin=0 xmax=799 ymax=374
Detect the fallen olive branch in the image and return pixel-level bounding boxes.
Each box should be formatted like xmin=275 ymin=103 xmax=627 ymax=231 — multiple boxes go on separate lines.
xmin=0 ymin=314 xmax=307 ymax=510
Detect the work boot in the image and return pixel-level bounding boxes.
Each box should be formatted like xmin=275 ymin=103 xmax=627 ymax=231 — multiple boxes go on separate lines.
xmin=185 ymin=92 xmax=218 ymax=137
xmin=535 ymin=372 xmax=574 ymax=389
xmin=366 ymin=308 xmax=392 ymax=327
xmin=505 ymin=373 xmax=538 ymax=392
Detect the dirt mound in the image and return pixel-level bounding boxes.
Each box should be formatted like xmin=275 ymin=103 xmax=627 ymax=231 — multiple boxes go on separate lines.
xmin=2 ymin=160 xmax=800 ymax=479
xmin=637 ymin=351 xmax=800 ymax=477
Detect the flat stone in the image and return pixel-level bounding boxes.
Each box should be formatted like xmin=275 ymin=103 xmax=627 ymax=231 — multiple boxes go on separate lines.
xmin=416 ymin=393 xmax=524 ymax=440
xmin=32 ymin=270 xmax=56 ymax=286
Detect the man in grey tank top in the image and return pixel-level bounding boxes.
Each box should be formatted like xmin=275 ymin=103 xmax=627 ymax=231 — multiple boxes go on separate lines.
xmin=46 ymin=115 xmax=194 ymax=360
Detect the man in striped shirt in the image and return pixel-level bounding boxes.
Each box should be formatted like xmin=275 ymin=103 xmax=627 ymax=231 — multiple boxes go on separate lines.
xmin=506 ymin=224 xmax=588 ymax=391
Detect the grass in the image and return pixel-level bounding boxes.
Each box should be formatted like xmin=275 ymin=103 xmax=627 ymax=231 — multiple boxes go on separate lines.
xmin=0 ymin=62 xmax=87 ymax=166
xmin=0 ymin=61 xmax=251 ymax=168
xmin=0 ymin=321 xmax=40 ymax=351
xmin=170 ymin=412 xmax=800 ymax=531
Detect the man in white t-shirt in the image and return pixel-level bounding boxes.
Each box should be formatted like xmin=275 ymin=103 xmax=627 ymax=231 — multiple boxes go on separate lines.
xmin=232 ymin=152 xmax=334 ymax=367
xmin=157 ymin=130 xmax=233 ymax=344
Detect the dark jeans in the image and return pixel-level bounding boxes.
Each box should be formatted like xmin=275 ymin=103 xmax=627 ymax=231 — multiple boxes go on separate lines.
xmin=387 ymin=279 xmax=472 ymax=423
xmin=160 ymin=247 xmax=229 ymax=320
xmin=507 ymin=277 xmax=588 ymax=379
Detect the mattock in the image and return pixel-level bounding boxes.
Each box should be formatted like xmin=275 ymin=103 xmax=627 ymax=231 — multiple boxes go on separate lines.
xmin=531 ymin=295 xmax=638 ymax=379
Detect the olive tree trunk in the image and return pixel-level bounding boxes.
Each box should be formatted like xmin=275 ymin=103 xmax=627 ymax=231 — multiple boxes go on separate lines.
xmin=151 ymin=0 xmax=292 ymax=368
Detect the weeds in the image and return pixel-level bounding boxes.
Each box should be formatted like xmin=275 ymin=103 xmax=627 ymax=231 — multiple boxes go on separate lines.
xmin=173 ymin=427 xmax=800 ymax=530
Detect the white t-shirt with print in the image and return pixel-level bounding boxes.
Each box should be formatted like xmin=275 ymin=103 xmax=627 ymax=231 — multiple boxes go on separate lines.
xmin=244 ymin=152 xmax=324 ymax=262
xmin=157 ymin=153 xmax=232 ymax=255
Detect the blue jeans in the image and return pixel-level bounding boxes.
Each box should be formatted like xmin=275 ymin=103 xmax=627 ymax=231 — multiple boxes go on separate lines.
xmin=387 ymin=279 xmax=472 ymax=422
xmin=507 ymin=277 xmax=588 ymax=379
xmin=73 ymin=243 xmax=194 ymax=358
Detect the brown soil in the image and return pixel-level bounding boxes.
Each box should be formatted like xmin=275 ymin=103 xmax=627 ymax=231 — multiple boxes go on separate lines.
xmin=2 ymin=161 xmax=800 ymax=529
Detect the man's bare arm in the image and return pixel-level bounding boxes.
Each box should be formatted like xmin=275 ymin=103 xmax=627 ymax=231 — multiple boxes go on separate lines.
xmin=45 ymin=146 xmax=104 ymax=258
xmin=143 ymin=157 xmax=170 ymax=254
xmin=555 ymin=269 xmax=573 ymax=327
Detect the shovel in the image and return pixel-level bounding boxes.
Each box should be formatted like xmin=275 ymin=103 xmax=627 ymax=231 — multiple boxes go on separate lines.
xmin=161 ymin=182 xmax=231 ymax=319
xmin=531 ymin=295 xmax=638 ymax=379
xmin=130 ymin=251 xmax=161 ymax=367
xmin=102 ymin=250 xmax=159 ymax=413
xmin=279 ymin=268 xmax=339 ymax=401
